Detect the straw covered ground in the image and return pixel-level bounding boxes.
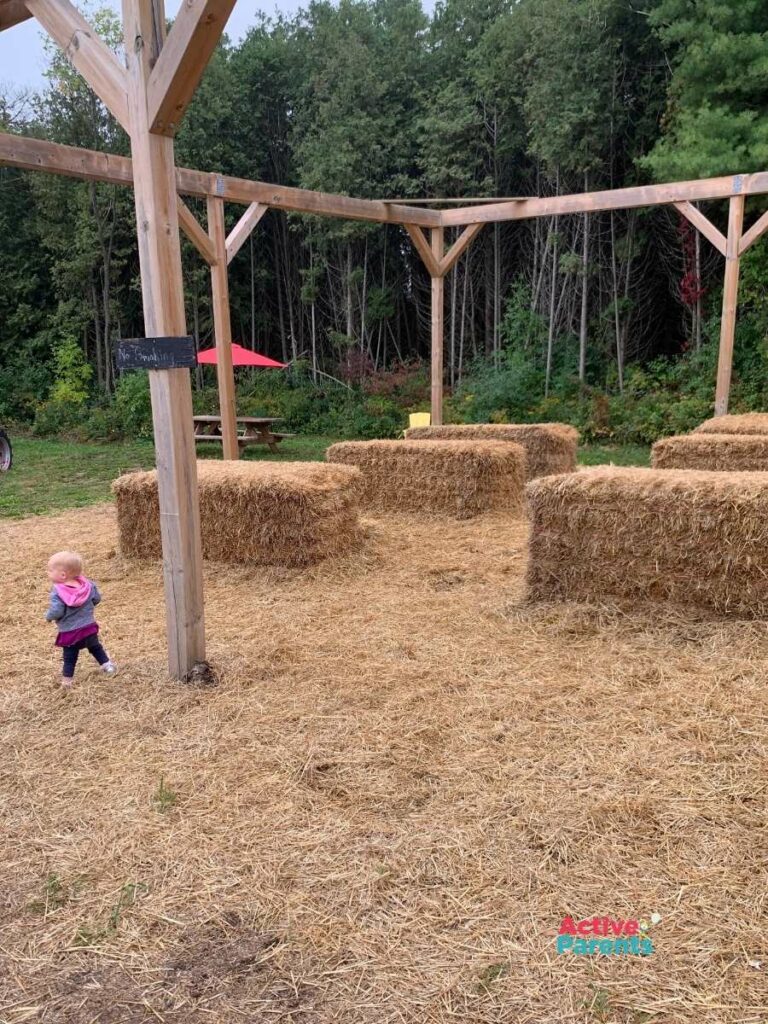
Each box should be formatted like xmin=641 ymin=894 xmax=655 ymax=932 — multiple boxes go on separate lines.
xmin=527 ymin=465 xmax=768 ymax=616
xmin=1 ymin=502 xmax=766 ymax=1023
xmin=652 ymin=433 xmax=768 ymax=472
xmin=404 ymin=423 xmax=578 ymax=479
xmin=694 ymin=413 xmax=768 ymax=435
xmin=112 ymin=461 xmax=363 ymax=566
xmin=327 ymin=439 xmax=526 ymax=517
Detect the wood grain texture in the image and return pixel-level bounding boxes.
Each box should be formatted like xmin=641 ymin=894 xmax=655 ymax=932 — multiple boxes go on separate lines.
xmin=0 ymin=0 xmax=31 ymax=30
xmin=430 ymin=227 xmax=444 ymax=426
xmin=206 ymin=196 xmax=239 ymax=461
xmin=226 ymin=202 xmax=268 ymax=264
xmin=25 ymin=0 xmax=130 ymax=131
xmin=404 ymin=223 xmax=441 ymax=278
xmin=123 ymin=0 xmax=205 ymax=677
xmin=0 ymin=132 xmax=440 ymax=226
xmin=739 ymin=208 xmax=768 ymax=255
xmin=441 ymin=174 xmax=768 ymax=226
xmin=440 ymin=222 xmax=484 ymax=275
xmin=673 ymin=201 xmax=726 ymax=257
xmin=147 ymin=0 xmax=237 ymax=135
xmin=178 ymin=196 xmax=217 ymax=265
xmin=715 ymin=195 xmax=745 ymax=417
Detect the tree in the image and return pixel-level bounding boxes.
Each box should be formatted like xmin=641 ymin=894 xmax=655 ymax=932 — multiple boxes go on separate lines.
xmin=645 ymin=0 xmax=768 ymax=180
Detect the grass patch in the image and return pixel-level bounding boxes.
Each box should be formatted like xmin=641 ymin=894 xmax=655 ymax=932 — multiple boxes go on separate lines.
xmin=0 ymin=435 xmax=340 ymax=518
xmin=578 ymin=443 xmax=650 ymax=467
xmin=0 ymin=435 xmax=650 ymax=519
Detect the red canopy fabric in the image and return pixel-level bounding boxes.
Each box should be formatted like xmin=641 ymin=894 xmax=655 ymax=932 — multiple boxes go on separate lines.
xmin=197 ymin=343 xmax=286 ymax=368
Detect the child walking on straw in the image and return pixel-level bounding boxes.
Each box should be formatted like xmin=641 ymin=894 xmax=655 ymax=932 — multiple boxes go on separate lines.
xmin=45 ymin=551 xmax=117 ymax=689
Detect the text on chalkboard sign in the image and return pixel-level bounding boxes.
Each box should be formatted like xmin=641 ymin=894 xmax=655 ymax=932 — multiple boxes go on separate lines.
xmin=117 ymin=336 xmax=197 ymax=371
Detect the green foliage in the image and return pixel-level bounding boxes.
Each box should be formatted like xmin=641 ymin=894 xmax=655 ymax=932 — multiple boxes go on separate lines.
xmin=112 ymin=372 xmax=154 ymax=438
xmin=50 ymin=337 xmax=92 ymax=404
xmin=152 ymin=777 xmax=178 ymax=814
xmin=645 ymin=0 xmax=768 ymax=179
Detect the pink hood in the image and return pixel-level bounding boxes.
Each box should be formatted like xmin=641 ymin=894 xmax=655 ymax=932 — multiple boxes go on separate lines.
xmin=54 ymin=576 xmax=92 ymax=607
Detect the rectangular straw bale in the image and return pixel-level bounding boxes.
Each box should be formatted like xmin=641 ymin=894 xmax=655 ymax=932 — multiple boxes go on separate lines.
xmin=112 ymin=461 xmax=363 ymax=566
xmin=694 ymin=413 xmax=768 ymax=435
xmin=326 ymin=439 xmax=526 ymax=518
xmin=652 ymin=432 xmax=768 ymax=471
xmin=404 ymin=422 xmax=578 ymax=478
xmin=526 ymin=466 xmax=768 ymax=616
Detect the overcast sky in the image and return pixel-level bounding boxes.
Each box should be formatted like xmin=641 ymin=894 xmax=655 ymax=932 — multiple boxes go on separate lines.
xmin=0 ymin=2 xmax=286 ymax=92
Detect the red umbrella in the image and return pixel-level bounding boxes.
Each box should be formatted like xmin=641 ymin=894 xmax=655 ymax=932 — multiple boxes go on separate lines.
xmin=197 ymin=342 xmax=287 ymax=368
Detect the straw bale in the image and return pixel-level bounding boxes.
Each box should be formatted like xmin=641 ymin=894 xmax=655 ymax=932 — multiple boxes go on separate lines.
xmin=405 ymin=422 xmax=578 ymax=478
xmin=527 ymin=465 xmax=768 ymax=616
xmin=326 ymin=438 xmax=526 ymax=517
xmin=652 ymin=432 xmax=768 ymax=471
xmin=3 ymin=502 xmax=768 ymax=1021
xmin=112 ymin=460 xmax=362 ymax=566
xmin=694 ymin=412 xmax=768 ymax=435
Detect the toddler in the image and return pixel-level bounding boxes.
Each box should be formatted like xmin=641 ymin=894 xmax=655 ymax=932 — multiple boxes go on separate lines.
xmin=45 ymin=551 xmax=117 ymax=689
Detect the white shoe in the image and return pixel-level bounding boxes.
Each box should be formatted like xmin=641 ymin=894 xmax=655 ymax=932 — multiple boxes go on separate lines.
xmin=101 ymin=661 xmax=118 ymax=676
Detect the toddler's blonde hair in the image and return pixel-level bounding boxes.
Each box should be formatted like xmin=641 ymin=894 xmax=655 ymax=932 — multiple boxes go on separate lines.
xmin=48 ymin=550 xmax=84 ymax=577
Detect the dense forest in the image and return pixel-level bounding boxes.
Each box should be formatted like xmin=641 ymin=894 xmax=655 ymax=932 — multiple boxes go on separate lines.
xmin=1 ymin=0 xmax=768 ymax=443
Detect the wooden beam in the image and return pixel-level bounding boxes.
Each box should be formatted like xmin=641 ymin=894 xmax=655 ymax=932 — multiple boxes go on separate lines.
xmin=122 ymin=0 xmax=205 ymax=678
xmin=0 ymin=0 xmax=31 ymax=30
xmin=430 ymin=226 xmax=444 ymax=426
xmin=739 ymin=208 xmax=768 ymax=255
xmin=0 ymin=132 xmax=440 ymax=227
xmin=673 ymin=201 xmax=726 ymax=257
xmin=404 ymin=223 xmax=441 ymax=278
xmin=439 ymin=222 xmax=484 ymax=275
xmin=441 ymin=173 xmax=768 ymax=226
xmin=178 ymin=196 xmax=216 ymax=265
xmin=714 ymin=195 xmax=745 ymax=417
xmin=206 ymin=196 xmax=239 ymax=461
xmin=25 ymin=0 xmax=129 ymax=132
xmin=147 ymin=0 xmax=237 ymax=135
xmin=226 ymin=201 xmax=267 ymax=264
xmin=187 ymin=172 xmax=442 ymax=227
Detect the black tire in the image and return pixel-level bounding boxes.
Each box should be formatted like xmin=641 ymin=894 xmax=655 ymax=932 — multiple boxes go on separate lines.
xmin=0 ymin=429 xmax=12 ymax=472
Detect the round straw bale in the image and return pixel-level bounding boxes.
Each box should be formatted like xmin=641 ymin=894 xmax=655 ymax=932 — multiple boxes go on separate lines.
xmin=652 ymin=432 xmax=768 ymax=471
xmin=326 ymin=439 xmax=526 ymax=518
xmin=112 ymin=460 xmax=363 ymax=566
xmin=526 ymin=465 xmax=768 ymax=616
xmin=404 ymin=422 xmax=578 ymax=479
xmin=694 ymin=413 xmax=768 ymax=435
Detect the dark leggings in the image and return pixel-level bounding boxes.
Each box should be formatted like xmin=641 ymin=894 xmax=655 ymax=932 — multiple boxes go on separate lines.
xmin=61 ymin=634 xmax=109 ymax=678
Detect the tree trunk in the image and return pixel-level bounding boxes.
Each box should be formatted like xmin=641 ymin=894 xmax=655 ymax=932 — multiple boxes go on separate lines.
xmin=346 ymin=243 xmax=354 ymax=342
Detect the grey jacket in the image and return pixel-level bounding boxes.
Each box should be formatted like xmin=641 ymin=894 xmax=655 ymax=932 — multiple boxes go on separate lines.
xmin=45 ymin=580 xmax=102 ymax=632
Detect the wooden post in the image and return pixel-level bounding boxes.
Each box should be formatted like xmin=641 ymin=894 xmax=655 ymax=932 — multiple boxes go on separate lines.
xmin=123 ymin=0 xmax=205 ymax=677
xmin=430 ymin=226 xmax=444 ymax=426
xmin=714 ymin=194 xmax=745 ymax=416
xmin=207 ymin=196 xmax=239 ymax=460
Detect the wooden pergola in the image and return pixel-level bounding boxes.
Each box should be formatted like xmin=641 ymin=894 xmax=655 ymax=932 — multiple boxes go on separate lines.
xmin=3 ymin=0 xmax=768 ymax=677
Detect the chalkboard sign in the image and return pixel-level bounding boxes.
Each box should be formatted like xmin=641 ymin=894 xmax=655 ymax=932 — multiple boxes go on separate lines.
xmin=117 ymin=336 xmax=197 ymax=371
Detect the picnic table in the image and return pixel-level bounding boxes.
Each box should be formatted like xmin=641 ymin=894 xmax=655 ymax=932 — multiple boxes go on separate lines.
xmin=193 ymin=415 xmax=294 ymax=453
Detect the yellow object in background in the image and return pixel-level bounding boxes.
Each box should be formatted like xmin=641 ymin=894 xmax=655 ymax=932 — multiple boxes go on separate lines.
xmin=409 ymin=412 xmax=431 ymax=429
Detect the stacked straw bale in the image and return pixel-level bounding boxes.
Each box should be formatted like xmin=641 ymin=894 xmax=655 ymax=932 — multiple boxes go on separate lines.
xmin=526 ymin=466 xmax=768 ymax=616
xmin=326 ymin=439 xmax=526 ymax=518
xmin=112 ymin=461 xmax=363 ymax=566
xmin=404 ymin=422 xmax=578 ymax=478
xmin=652 ymin=432 xmax=768 ymax=471
xmin=694 ymin=413 xmax=768 ymax=435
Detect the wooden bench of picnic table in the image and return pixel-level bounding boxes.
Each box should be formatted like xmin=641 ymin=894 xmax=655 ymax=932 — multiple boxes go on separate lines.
xmin=193 ymin=415 xmax=294 ymax=453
